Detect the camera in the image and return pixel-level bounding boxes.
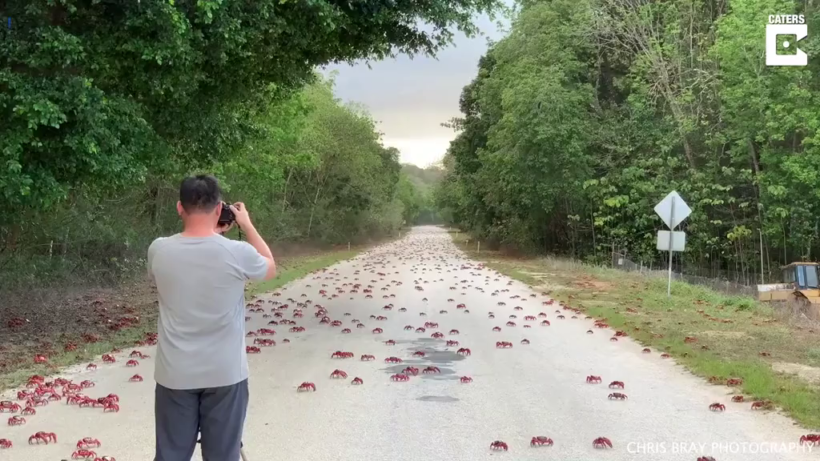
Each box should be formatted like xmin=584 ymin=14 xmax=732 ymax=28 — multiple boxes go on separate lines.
xmin=218 ymin=202 xmax=235 ymax=226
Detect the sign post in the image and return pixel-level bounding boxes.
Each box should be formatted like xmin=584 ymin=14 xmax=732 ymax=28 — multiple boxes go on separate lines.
xmin=654 ymin=191 xmax=691 ymax=297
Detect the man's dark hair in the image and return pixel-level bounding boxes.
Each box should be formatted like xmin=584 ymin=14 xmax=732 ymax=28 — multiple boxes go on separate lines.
xmin=179 ymin=175 xmax=222 ymax=213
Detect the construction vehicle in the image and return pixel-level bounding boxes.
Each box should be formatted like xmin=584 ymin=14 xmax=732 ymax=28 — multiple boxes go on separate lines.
xmin=757 ymin=262 xmax=820 ymax=306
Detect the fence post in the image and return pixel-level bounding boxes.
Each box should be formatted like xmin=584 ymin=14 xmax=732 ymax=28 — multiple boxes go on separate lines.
xmin=348 ymin=242 xmax=350 ymax=251
xmin=49 ymin=240 xmax=53 ymax=259
xmin=477 ymin=241 xmax=480 ymax=254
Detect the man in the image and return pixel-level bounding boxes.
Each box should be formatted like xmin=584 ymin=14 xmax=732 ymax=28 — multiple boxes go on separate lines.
xmin=147 ymin=175 xmax=276 ymax=461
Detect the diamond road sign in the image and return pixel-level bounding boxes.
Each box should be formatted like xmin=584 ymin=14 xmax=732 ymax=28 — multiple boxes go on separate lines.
xmin=654 ymin=191 xmax=691 ymax=229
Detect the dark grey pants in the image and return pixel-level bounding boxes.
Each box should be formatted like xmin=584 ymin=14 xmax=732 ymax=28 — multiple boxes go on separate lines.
xmin=155 ymin=379 xmax=249 ymax=461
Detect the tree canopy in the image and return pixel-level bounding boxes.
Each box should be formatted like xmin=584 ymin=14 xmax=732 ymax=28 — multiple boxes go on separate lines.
xmin=0 ymin=0 xmax=498 ymax=213
xmin=435 ymin=0 xmax=820 ymax=282
xmin=0 ymin=0 xmax=499 ymax=289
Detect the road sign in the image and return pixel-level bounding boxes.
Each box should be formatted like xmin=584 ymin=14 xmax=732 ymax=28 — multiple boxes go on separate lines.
xmin=656 ymin=231 xmax=686 ymax=252
xmin=654 ymin=191 xmax=691 ymax=298
xmin=654 ymin=191 xmax=691 ymax=229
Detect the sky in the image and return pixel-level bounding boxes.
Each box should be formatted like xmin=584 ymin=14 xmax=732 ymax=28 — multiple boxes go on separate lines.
xmin=322 ymin=13 xmax=510 ymax=168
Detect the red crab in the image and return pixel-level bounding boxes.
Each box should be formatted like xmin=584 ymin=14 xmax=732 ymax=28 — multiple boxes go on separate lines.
xmin=530 ymin=436 xmax=553 ymax=447
xmin=72 ymin=449 xmax=97 ymax=459
xmin=129 ymin=374 xmax=143 ymax=382
xmin=103 ymin=402 xmax=119 ymax=412
xmin=608 ymin=393 xmax=628 ymax=400
xmin=330 ymin=369 xmax=348 ymax=379
xmin=449 ymin=329 xmax=459 ymax=335
xmin=696 ymin=457 xmax=716 ymax=461
xmin=29 ymin=431 xmax=57 ymax=444
xmin=490 ymin=440 xmax=508 ymax=451
xmin=608 ymin=381 xmax=624 ymax=389
xmin=413 ymin=351 xmax=426 ymax=357
xmin=431 ymin=332 xmax=444 ymax=339
xmin=492 ymin=326 xmax=502 ymax=332
xmin=446 ymin=340 xmax=460 ymax=346
xmin=0 ymin=402 xmax=20 ymax=413
xmin=8 ymin=415 xmax=25 ymax=426
xmin=520 ymin=339 xmax=530 ymax=345
xmin=541 ymin=320 xmax=550 ymax=326
xmin=751 ymin=400 xmax=772 ymax=410
xmin=799 ymin=434 xmax=820 ymax=446
xmin=297 ymin=382 xmax=316 ymax=392
xmin=360 ymin=354 xmax=375 ymax=361
xmin=403 ymin=366 xmax=419 ymax=376
xmin=21 ymin=407 xmax=35 ymax=416
xmin=80 ymin=380 xmax=95 ymax=388
xmin=709 ymin=403 xmax=725 ymax=412
xmin=586 ymin=375 xmax=602 ymax=384
xmin=460 ymin=376 xmax=473 ymax=383
xmin=77 ymin=437 xmax=102 ymax=450
xmin=642 ymin=348 xmax=651 ymax=353
xmin=101 ymin=354 xmax=115 ymax=363
xmin=422 ymin=366 xmax=440 ymax=374
xmin=506 ymin=321 xmax=516 ymax=327
xmin=384 ymin=340 xmax=396 ymax=345
xmin=0 ymin=439 xmax=10 ymax=448
xmin=457 ymin=348 xmax=471 ymax=356
xmin=34 ymin=354 xmax=48 ymax=364
xmin=726 ymin=378 xmax=743 ymax=386
xmin=731 ymin=395 xmax=744 ymax=402
xmin=330 ymin=320 xmax=342 ymax=327
xmin=660 ymin=353 xmax=671 ymax=358
xmin=126 ymin=359 xmax=139 ymax=367
xmin=390 ymin=374 xmax=410 ymax=382
xmin=372 ymin=328 xmax=383 ymax=334
xmin=415 ymin=327 xmax=426 ymax=333
xmin=385 ymin=357 xmax=403 ymax=363
xmin=331 ymin=351 xmax=352 ymax=359
xmin=592 ymin=437 xmax=613 ymax=449
xmin=495 ymin=341 xmax=513 ymax=348
xmin=404 ymin=325 xmax=414 ymax=331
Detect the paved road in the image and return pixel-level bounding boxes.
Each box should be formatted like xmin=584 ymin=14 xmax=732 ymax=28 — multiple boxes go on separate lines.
xmin=0 ymin=226 xmax=815 ymax=461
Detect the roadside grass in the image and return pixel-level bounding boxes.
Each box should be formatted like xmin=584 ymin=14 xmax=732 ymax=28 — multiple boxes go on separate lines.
xmin=0 ymin=248 xmax=362 ymax=392
xmin=452 ymin=234 xmax=820 ymax=430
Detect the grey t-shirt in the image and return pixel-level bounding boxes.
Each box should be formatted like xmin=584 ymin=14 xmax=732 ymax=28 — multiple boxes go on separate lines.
xmin=147 ymin=233 xmax=268 ymax=389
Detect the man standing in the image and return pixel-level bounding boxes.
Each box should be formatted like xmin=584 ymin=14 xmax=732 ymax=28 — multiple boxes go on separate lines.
xmin=147 ymin=175 xmax=276 ymax=461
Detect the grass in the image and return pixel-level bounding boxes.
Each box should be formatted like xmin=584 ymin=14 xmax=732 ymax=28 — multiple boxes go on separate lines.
xmin=451 ymin=233 xmax=820 ymax=430
xmin=0 ymin=248 xmax=362 ymax=391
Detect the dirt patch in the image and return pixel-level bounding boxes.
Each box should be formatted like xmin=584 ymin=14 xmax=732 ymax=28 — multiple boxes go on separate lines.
xmin=572 ymin=276 xmax=613 ymax=292
xmin=699 ymin=330 xmax=752 ymax=339
xmin=0 ymin=279 xmax=158 ymax=375
xmin=772 ymin=362 xmax=820 ymax=386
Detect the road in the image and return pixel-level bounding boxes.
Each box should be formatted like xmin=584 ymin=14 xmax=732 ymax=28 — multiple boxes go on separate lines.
xmin=0 ymin=226 xmax=815 ymax=461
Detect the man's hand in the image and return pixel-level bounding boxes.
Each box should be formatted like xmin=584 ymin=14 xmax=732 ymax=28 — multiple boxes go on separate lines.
xmin=230 ymin=202 xmax=253 ymax=230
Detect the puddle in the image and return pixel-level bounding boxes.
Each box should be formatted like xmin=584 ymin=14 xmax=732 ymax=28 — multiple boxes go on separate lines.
xmin=416 ymin=395 xmax=459 ymax=403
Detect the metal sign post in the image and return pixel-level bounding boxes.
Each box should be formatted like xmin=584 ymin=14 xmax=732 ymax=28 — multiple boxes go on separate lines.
xmin=666 ymin=196 xmax=675 ymax=297
xmin=654 ymin=191 xmax=691 ymax=297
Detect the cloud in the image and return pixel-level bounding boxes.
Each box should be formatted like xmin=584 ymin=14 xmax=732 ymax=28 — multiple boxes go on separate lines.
xmin=322 ymin=12 xmax=509 ymax=167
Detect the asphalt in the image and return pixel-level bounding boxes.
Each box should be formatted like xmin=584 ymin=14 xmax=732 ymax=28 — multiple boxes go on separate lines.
xmin=0 ymin=226 xmax=816 ymax=461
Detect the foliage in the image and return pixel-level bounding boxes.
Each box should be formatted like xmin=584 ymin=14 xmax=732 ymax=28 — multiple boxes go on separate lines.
xmin=0 ymin=0 xmax=500 ymax=290
xmin=1 ymin=77 xmax=412 ymax=290
xmin=436 ymin=0 xmax=820 ymax=282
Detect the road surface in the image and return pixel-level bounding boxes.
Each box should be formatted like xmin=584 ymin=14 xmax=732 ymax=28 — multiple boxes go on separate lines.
xmin=0 ymin=226 xmax=815 ymax=461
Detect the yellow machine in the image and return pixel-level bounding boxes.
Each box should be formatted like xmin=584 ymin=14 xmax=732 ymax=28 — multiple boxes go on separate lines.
xmin=757 ymin=262 xmax=820 ymax=306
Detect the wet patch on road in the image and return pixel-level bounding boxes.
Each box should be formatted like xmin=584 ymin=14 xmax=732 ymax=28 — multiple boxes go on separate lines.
xmin=416 ymin=395 xmax=459 ymax=403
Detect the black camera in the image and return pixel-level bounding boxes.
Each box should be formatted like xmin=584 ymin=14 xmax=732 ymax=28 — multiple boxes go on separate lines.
xmin=218 ymin=202 xmax=235 ymax=225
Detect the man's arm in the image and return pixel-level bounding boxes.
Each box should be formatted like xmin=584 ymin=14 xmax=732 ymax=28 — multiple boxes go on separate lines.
xmin=230 ymin=203 xmax=276 ymax=281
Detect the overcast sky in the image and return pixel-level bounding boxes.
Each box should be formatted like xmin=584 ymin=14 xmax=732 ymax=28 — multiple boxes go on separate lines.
xmin=322 ymin=14 xmax=509 ymax=168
